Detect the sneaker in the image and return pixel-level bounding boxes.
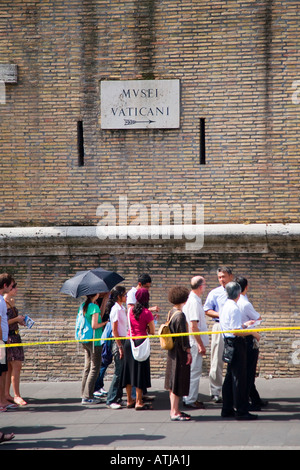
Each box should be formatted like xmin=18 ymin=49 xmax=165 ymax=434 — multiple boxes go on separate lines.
xmin=116 ymin=399 xmax=126 ymax=406
xmin=211 ymin=395 xmax=223 ymax=403
xmin=94 ymin=388 xmax=108 ymax=397
xmin=93 ymin=389 xmax=107 ymax=398
xmin=81 ymin=398 xmax=101 ymax=405
xmin=108 ymin=402 xmax=122 ymax=410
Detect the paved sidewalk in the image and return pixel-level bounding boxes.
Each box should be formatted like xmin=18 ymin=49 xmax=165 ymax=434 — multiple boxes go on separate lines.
xmin=1 ymin=377 xmax=300 ymax=450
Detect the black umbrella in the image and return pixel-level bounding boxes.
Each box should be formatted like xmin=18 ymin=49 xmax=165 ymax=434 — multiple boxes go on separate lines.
xmin=60 ymin=267 xmax=125 ymax=298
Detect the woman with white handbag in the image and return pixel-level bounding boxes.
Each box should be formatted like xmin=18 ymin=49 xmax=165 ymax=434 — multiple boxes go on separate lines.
xmin=122 ymin=288 xmax=155 ymax=410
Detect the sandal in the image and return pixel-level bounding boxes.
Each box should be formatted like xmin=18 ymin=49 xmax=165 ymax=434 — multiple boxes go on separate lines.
xmin=180 ymin=412 xmax=191 ymax=418
xmin=170 ymin=414 xmax=191 ymax=421
xmin=127 ymin=402 xmax=136 ymax=408
xmin=14 ymin=397 xmax=27 ymax=406
xmin=5 ymin=403 xmax=19 ymax=409
xmin=135 ymin=403 xmax=153 ymax=410
xmin=0 ymin=432 xmax=15 ymax=443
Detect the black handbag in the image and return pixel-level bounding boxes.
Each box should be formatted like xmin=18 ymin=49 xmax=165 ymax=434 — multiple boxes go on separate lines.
xmin=222 ymin=336 xmax=235 ymax=364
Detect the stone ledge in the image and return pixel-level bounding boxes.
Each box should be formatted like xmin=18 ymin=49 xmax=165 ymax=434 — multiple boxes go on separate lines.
xmin=0 ymin=224 xmax=299 ymax=256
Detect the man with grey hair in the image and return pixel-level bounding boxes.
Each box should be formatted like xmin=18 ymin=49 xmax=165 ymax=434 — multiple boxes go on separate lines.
xmin=236 ymin=276 xmax=267 ymax=410
xmin=220 ymin=281 xmax=259 ymax=420
xmin=182 ymin=276 xmax=208 ymax=409
xmin=204 ymin=266 xmax=233 ymax=402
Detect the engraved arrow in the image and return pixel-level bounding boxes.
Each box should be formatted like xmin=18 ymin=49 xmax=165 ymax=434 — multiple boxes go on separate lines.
xmin=124 ymin=119 xmax=156 ymax=125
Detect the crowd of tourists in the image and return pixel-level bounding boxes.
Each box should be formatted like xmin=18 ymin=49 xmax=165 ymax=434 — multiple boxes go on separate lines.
xmin=76 ymin=268 xmax=267 ymax=422
xmin=0 ymin=265 xmax=268 ymax=444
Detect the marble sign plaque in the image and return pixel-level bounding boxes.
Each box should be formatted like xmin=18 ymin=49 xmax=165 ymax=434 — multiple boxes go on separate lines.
xmin=0 ymin=64 xmax=18 ymax=83
xmin=100 ymin=79 xmax=180 ymax=129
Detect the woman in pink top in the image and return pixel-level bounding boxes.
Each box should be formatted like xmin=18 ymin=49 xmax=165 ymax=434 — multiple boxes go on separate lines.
xmin=122 ymin=288 xmax=155 ymax=410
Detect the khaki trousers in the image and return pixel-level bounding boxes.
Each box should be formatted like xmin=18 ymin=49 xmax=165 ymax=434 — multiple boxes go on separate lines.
xmin=209 ymin=322 xmax=224 ymax=397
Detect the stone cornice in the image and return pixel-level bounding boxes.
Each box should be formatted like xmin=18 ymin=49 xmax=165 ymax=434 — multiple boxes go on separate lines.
xmin=0 ymin=224 xmax=299 ymax=256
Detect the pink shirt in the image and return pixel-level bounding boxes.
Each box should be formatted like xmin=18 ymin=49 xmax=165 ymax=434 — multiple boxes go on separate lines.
xmin=128 ymin=307 xmax=154 ymax=337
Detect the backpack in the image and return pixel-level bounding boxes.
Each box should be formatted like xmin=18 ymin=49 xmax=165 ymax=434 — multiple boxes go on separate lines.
xmin=100 ymin=321 xmax=113 ymax=366
xmin=101 ymin=340 xmax=113 ymax=366
xmin=75 ymin=305 xmax=94 ymax=341
xmin=158 ymin=310 xmax=181 ymax=350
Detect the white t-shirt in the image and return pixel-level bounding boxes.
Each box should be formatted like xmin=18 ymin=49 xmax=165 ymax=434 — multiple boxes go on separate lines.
xmin=237 ymin=294 xmax=260 ymax=325
xmin=126 ymin=287 xmax=137 ymax=308
xmin=0 ymin=295 xmax=8 ymax=342
xmin=219 ymin=299 xmax=242 ymax=338
xmin=183 ymin=291 xmax=209 ymax=347
xmin=109 ymin=303 xmax=127 ymax=337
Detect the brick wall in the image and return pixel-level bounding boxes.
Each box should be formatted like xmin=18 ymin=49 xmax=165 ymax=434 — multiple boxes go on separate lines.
xmin=0 ymin=0 xmax=299 ymax=226
xmin=0 ymin=249 xmax=299 ymax=381
xmin=0 ymin=1 xmax=299 ymax=380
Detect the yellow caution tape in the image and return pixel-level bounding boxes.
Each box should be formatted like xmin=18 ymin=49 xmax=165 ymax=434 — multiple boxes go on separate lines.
xmin=1 ymin=326 xmax=300 ymax=349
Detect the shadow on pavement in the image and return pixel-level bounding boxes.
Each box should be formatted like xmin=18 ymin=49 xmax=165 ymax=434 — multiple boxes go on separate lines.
xmin=1 ymin=426 xmax=165 ymax=450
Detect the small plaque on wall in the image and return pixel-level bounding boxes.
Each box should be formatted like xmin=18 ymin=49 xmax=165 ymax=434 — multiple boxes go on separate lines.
xmin=0 ymin=64 xmax=17 ymax=83
xmin=100 ymin=79 xmax=180 ymax=129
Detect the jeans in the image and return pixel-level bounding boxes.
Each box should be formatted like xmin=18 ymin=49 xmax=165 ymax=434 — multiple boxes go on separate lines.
xmin=94 ymin=362 xmax=109 ymax=391
xmin=106 ymin=340 xmax=124 ymax=405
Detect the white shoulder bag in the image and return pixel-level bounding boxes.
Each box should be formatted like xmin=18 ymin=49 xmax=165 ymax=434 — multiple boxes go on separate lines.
xmin=128 ymin=310 xmax=151 ymax=362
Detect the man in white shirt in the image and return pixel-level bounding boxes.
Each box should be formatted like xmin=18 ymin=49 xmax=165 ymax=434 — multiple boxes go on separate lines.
xmin=0 ymin=273 xmax=14 ymax=411
xmin=220 ymin=281 xmax=259 ymax=420
xmin=204 ymin=266 xmax=233 ymax=402
xmin=126 ymin=273 xmax=159 ymax=315
xmin=183 ymin=276 xmax=208 ymax=408
xmin=236 ymin=276 xmax=267 ymax=410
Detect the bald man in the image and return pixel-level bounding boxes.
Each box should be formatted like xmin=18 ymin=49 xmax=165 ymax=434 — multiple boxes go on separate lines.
xmin=182 ymin=276 xmax=208 ymax=409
